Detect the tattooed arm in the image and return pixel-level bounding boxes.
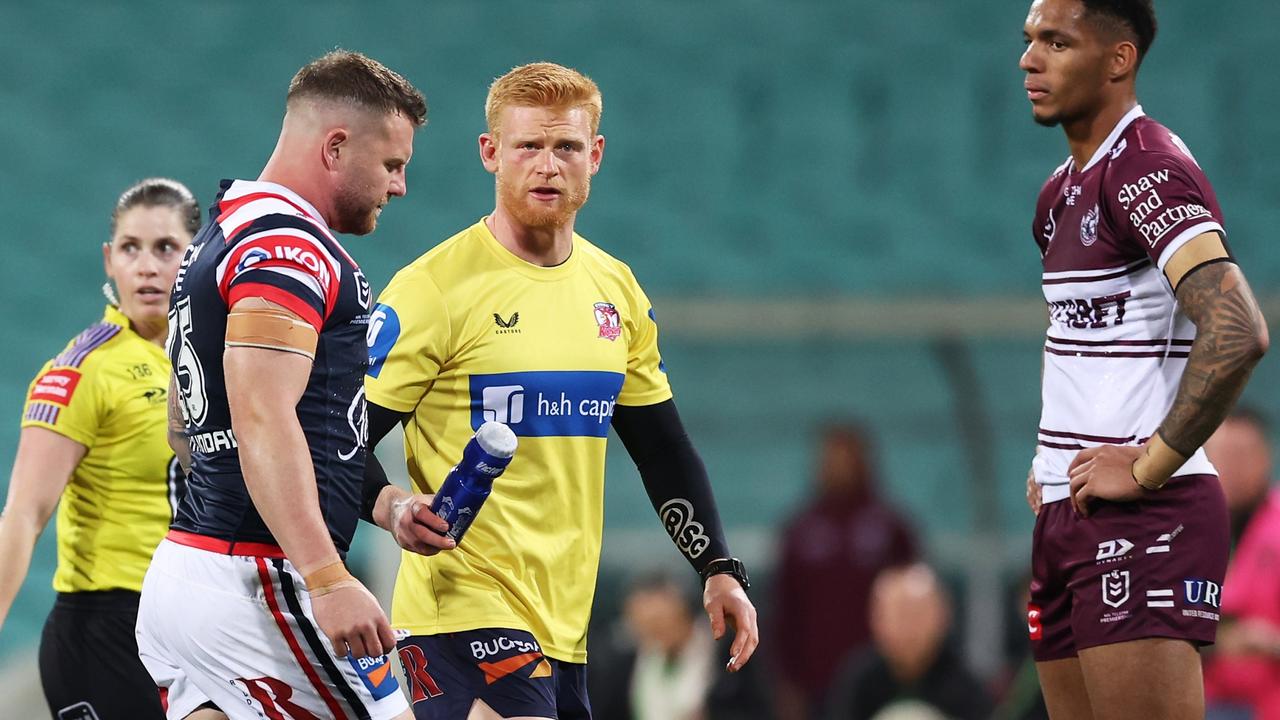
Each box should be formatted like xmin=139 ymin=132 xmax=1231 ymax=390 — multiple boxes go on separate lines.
xmin=1157 ymin=257 xmax=1269 ymax=456
xmin=167 ymin=371 xmax=191 ymax=474
xmin=1067 ymin=233 xmax=1268 ymax=515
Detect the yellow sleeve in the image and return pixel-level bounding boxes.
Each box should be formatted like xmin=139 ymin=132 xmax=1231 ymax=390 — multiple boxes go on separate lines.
xmin=364 ymin=265 xmax=451 ymax=413
xmin=617 ymin=271 xmax=673 ymax=407
xmin=20 ymin=359 xmax=105 ymax=449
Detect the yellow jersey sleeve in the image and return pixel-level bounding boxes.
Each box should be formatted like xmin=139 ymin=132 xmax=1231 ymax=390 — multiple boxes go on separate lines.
xmin=22 ymin=358 xmax=107 ymax=449
xmin=617 ymin=271 xmax=673 ymax=407
xmin=365 ymin=264 xmax=452 ymax=413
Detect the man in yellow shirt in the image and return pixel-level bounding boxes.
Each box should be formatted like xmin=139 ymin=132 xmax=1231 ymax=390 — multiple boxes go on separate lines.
xmin=362 ymin=62 xmax=758 ymax=719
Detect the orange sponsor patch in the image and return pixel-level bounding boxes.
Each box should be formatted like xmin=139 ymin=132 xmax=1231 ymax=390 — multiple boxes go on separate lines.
xmin=478 ymin=652 xmax=544 ymax=685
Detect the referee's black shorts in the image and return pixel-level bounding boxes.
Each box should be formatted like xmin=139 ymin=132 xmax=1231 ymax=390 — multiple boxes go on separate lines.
xmin=39 ymin=590 xmax=165 ymax=720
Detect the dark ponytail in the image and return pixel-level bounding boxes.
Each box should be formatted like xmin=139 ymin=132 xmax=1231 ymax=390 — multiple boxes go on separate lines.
xmin=111 ymin=178 xmax=201 ymax=238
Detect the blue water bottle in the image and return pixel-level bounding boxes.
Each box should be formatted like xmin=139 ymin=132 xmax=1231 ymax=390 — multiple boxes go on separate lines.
xmin=429 ymin=421 xmax=518 ymax=543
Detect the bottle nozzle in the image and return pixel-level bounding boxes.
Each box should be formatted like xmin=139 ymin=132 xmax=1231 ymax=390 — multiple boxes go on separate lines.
xmin=475 ymin=421 xmax=518 ymax=458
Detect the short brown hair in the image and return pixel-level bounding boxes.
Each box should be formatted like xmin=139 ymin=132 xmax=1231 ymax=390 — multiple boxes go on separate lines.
xmin=485 ymin=62 xmax=602 ymax=136
xmin=288 ymin=50 xmax=427 ymax=126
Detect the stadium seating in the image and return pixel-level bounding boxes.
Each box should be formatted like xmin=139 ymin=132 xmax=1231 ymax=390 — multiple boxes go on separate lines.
xmin=2 ymin=0 xmax=1278 ymax=660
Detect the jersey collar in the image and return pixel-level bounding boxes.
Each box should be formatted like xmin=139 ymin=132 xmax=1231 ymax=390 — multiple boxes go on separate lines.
xmin=221 ymin=179 xmax=327 ymax=226
xmin=101 ymin=305 xmax=169 ymax=357
xmin=1078 ymin=105 xmax=1145 ymax=173
xmin=102 ymin=304 xmax=130 ymax=328
xmin=474 ymin=217 xmax=582 ymax=282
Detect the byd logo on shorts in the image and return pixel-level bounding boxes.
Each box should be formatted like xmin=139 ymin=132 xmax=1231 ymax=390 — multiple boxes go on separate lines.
xmin=470 ymin=371 xmax=625 ymax=437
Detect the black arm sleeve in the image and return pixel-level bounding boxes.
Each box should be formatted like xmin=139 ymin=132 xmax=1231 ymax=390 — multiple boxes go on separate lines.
xmin=359 ymin=401 xmax=411 ymax=524
xmin=611 ymin=399 xmax=731 ymax=575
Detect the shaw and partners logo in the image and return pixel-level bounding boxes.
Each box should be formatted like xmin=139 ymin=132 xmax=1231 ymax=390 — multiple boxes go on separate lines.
xmin=470 ymin=371 xmax=625 ymax=438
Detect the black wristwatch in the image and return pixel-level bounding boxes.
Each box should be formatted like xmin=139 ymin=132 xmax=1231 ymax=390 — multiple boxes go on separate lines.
xmin=700 ymin=557 xmax=750 ymax=591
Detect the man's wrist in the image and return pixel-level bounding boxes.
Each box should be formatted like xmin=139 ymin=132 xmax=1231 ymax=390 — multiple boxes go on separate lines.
xmin=373 ymin=485 xmax=411 ymax=532
xmin=1132 ymin=432 xmax=1188 ymax=491
xmin=302 ymin=560 xmax=359 ymax=597
xmin=700 ymin=557 xmax=750 ymax=591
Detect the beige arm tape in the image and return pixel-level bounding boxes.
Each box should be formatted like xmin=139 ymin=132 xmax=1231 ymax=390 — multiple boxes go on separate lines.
xmin=1164 ymin=232 xmax=1230 ymax=290
xmin=225 ymin=297 xmax=318 ymax=360
xmin=303 ymin=561 xmax=359 ymax=598
xmin=1132 ymin=433 xmax=1188 ymax=491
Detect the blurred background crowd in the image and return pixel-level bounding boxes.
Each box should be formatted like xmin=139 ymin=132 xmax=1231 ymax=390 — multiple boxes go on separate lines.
xmin=2 ymin=1 xmax=1279 ymax=718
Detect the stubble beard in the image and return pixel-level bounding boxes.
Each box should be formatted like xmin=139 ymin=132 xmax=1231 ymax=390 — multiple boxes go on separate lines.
xmin=333 ymin=182 xmax=380 ymax=236
xmin=496 ymin=169 xmax=591 ymax=230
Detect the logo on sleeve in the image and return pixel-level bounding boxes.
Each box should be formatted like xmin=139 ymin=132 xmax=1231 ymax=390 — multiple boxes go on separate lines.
xmin=593 ymin=302 xmax=621 ymax=341
xmin=659 ymin=498 xmax=711 ymax=559
xmin=30 ymin=368 xmax=82 ymax=407
xmin=235 ymin=247 xmax=271 ymax=274
xmin=366 ymin=303 xmax=401 ymax=379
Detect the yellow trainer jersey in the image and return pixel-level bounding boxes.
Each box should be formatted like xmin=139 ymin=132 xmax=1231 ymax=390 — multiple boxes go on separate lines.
xmin=21 ymin=305 xmax=179 ymax=593
xmin=366 ymin=219 xmax=671 ymax=662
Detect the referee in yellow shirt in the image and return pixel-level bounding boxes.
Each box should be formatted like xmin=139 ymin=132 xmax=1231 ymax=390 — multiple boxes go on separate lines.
xmin=0 ymin=179 xmax=199 ymax=719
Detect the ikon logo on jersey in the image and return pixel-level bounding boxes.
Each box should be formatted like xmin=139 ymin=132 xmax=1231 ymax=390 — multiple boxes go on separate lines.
xmin=347 ymin=654 xmax=401 ymax=701
xmin=469 ymin=371 xmax=625 ymax=437
xmin=29 ymin=368 xmax=82 ymax=406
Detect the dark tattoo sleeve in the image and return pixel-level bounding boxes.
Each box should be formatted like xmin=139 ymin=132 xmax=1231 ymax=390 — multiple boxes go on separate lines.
xmin=167 ymin=372 xmax=191 ymax=473
xmin=1159 ymin=262 xmax=1268 ymax=456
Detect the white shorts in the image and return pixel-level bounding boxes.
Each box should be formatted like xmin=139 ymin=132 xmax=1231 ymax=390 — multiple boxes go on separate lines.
xmin=136 ymin=533 xmax=409 ymax=720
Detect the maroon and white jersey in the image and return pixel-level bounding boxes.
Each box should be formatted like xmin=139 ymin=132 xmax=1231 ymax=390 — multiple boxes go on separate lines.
xmin=1032 ymin=107 xmax=1223 ymax=503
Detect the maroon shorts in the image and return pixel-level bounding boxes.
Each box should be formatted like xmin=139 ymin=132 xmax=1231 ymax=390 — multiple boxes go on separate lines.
xmin=1028 ymin=473 xmax=1229 ymax=662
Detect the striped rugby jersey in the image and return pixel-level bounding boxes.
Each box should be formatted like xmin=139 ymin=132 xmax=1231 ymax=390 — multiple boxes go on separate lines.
xmin=1032 ymin=106 xmax=1222 ymax=504
xmin=167 ymin=179 xmax=373 ymax=553
xmin=22 ymin=305 xmax=182 ymax=592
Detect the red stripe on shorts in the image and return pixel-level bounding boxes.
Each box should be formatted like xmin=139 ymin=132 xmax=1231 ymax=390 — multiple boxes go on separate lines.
xmin=255 ymin=557 xmax=349 ymax=720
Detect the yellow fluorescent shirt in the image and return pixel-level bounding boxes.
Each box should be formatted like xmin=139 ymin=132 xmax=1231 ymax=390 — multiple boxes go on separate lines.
xmin=21 ymin=305 xmax=179 ymax=593
xmin=366 ymin=219 xmax=671 ymax=662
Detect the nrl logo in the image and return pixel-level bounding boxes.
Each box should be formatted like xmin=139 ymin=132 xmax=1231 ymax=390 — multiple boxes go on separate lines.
xmin=1102 ymin=569 xmax=1130 ymax=608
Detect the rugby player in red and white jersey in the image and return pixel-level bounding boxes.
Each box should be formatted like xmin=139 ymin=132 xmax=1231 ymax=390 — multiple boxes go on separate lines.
xmin=136 ymin=52 xmax=447 ymax=720
xmin=1020 ymin=1 xmax=1269 ymax=718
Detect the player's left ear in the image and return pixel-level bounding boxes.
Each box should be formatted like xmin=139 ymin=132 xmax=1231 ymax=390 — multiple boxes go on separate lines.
xmin=589 ymin=135 xmax=605 ymax=175
xmin=323 ymin=128 xmax=349 ymax=172
xmin=1107 ymin=40 xmax=1139 ymax=81
xmin=479 ymin=133 xmax=500 ymax=175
